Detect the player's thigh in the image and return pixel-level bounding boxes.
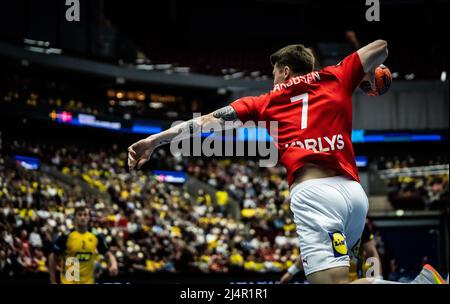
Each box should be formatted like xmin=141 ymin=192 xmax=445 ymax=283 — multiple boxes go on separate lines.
xmin=290 ymin=183 xmax=351 ymax=278
xmin=344 ymin=180 xmax=369 ymax=250
xmin=307 ymin=266 xmax=350 ymax=284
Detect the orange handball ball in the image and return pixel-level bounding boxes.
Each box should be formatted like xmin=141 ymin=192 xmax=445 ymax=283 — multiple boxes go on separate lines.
xmin=359 ymin=64 xmax=392 ymax=96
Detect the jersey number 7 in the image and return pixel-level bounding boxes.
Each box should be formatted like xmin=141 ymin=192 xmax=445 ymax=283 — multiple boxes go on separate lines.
xmin=290 ymin=93 xmax=309 ymax=130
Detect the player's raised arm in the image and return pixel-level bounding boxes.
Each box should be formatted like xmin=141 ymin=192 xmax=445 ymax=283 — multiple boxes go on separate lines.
xmin=357 ymin=40 xmax=389 ymax=73
xmin=127 ymin=106 xmax=241 ymax=170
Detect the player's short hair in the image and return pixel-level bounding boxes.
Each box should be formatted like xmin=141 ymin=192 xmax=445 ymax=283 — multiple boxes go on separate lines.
xmin=74 ymin=206 xmax=89 ymax=216
xmin=270 ymin=44 xmax=315 ymax=75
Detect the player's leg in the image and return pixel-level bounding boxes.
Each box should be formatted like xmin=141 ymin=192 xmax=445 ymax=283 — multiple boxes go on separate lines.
xmin=306 ymin=266 xmax=350 ymax=284
xmin=308 ymin=176 xmax=370 ymax=284
xmin=352 ymin=277 xmax=404 ymax=284
xmin=338 ymin=177 xmax=386 ymax=285
xmin=342 ymin=180 xmax=448 ymax=285
xmin=290 ymin=177 xmax=355 ymax=284
xmin=352 ymin=264 xmax=448 ymax=284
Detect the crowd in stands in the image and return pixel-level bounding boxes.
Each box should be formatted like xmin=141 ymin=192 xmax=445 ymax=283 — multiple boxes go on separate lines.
xmin=372 ymin=156 xmax=449 ymax=210
xmin=0 ymin=76 xmax=192 ymax=121
xmin=1 ymin=134 xmax=447 ymax=281
xmin=0 ymin=140 xmax=300 ymax=280
xmin=1 ymin=87 xmax=139 ymax=120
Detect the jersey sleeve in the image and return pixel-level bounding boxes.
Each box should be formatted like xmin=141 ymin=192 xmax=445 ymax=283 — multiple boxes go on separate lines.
xmin=96 ymin=234 xmax=109 ymax=255
xmin=229 ymin=93 xmax=269 ymax=123
xmin=324 ymin=51 xmax=366 ymax=94
xmin=52 ymin=233 xmax=68 ymax=255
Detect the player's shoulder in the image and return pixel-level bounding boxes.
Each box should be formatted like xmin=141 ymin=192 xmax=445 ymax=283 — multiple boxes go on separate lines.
xmin=53 ymin=230 xmax=72 ymax=253
xmin=57 ymin=229 xmax=74 ymax=239
xmin=320 ymin=52 xmax=361 ymax=73
xmin=255 ymin=91 xmax=273 ymax=101
xmin=89 ymin=229 xmax=106 ymax=241
xmin=319 ymin=62 xmax=341 ymax=76
xmin=233 ymin=91 xmax=271 ymax=105
xmin=91 ymin=229 xmax=109 ymax=252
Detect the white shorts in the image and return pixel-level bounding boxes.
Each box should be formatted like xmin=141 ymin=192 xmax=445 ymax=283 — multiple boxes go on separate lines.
xmin=289 ymin=175 xmax=369 ymax=277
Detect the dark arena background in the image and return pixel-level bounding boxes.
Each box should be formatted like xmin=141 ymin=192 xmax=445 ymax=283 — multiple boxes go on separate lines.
xmin=0 ymin=0 xmax=448 ymax=287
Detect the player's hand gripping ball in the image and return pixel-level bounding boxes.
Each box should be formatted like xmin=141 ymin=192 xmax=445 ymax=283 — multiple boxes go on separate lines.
xmin=359 ymin=64 xmax=392 ymax=96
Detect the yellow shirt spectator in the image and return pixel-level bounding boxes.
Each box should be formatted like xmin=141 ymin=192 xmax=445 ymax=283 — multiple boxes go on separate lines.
xmin=230 ymin=253 xmax=244 ymax=266
xmin=216 ymin=191 xmax=228 ymax=206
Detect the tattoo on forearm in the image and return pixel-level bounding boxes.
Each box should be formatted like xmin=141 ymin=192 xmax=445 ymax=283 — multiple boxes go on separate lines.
xmin=157 ymin=138 xmax=172 ymax=146
xmin=157 ymin=109 xmax=236 ymax=147
xmin=182 ymin=120 xmax=200 ymax=134
xmin=213 ymin=106 xmax=238 ymax=121
xmin=173 ymin=119 xmax=201 ymax=139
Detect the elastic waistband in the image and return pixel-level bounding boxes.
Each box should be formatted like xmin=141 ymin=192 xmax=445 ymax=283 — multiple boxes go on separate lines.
xmin=289 ymin=175 xmax=353 ymax=198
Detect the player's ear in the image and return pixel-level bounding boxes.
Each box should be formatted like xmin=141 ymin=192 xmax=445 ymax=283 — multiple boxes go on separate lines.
xmin=284 ymin=66 xmax=290 ymax=80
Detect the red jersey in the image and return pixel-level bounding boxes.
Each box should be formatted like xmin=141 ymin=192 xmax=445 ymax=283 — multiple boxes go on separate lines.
xmin=230 ymin=51 xmax=365 ymax=186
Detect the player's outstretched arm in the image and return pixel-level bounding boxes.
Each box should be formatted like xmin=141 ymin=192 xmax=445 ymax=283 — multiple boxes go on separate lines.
xmin=357 ymin=40 xmax=388 ymax=74
xmin=128 ymin=106 xmax=240 ymax=170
